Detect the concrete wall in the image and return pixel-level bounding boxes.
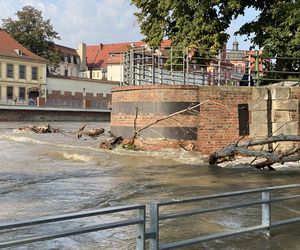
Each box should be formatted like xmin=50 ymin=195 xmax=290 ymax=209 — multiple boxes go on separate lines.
xmin=47 ymin=76 xmax=118 ymax=97
xmin=0 ymin=106 xmax=110 ymax=122
xmin=111 ymin=85 xmax=299 ymax=154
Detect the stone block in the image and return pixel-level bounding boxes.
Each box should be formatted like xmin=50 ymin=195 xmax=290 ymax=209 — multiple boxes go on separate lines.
xmin=272 ymin=122 xmax=298 ymax=135
xmin=250 ymin=124 xmax=268 ymax=137
xmin=270 ymin=87 xmax=290 ymax=100
xmin=252 ymin=88 xmax=269 ymax=100
xmin=251 ymin=111 xmax=268 ymax=124
xmin=272 ymin=110 xmax=291 ymax=123
xmin=272 ymin=100 xmax=298 ymax=111
xmin=249 ymin=100 xmax=268 ymax=111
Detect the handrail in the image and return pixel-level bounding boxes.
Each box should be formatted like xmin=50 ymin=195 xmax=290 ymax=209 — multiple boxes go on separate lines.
xmin=158 ymin=183 xmax=300 ymax=206
xmin=149 ymin=184 xmax=300 ymax=249
xmin=0 ymin=204 xmax=146 ymax=249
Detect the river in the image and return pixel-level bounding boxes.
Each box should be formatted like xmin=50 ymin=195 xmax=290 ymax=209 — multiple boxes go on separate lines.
xmin=0 ymin=122 xmax=299 ymax=250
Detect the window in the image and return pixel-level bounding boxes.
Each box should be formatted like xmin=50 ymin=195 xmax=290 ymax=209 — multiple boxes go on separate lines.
xmin=238 ymin=104 xmax=249 ymax=136
xmin=19 ymin=87 xmax=26 ymax=100
xmin=7 ymin=64 xmax=13 ymax=78
xmin=73 ymin=56 xmax=78 ymax=64
xmin=7 ymin=86 xmax=13 ymax=99
xmin=67 ymin=55 xmax=71 ymax=63
xmin=19 ymin=65 xmax=26 ymax=79
xmin=32 ymin=67 xmax=38 ymax=80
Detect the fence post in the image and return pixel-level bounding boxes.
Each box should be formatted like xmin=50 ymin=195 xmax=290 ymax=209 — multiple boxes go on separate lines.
xmin=136 ymin=206 xmax=145 ymax=250
xmin=262 ymin=191 xmax=271 ymax=236
xmin=149 ymin=203 xmax=159 ymax=250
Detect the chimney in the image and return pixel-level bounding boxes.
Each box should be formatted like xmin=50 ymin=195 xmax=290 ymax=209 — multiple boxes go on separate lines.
xmin=76 ymin=43 xmax=87 ymax=71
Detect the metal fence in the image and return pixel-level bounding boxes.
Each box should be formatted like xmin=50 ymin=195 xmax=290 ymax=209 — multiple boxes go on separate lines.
xmin=0 ymin=184 xmax=299 ymax=249
xmin=121 ymin=46 xmax=300 ymax=87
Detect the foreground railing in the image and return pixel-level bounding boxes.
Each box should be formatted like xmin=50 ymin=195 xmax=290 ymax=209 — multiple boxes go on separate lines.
xmin=0 ymin=205 xmax=146 ymax=249
xmin=0 ymin=184 xmax=299 ymax=249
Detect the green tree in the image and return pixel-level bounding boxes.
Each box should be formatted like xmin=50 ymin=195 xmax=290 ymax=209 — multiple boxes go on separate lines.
xmin=131 ymin=0 xmax=257 ymax=54
xmin=2 ymin=5 xmax=61 ymax=67
xmin=131 ymin=1 xmax=299 ymax=55
xmin=237 ymin=0 xmax=300 ymax=81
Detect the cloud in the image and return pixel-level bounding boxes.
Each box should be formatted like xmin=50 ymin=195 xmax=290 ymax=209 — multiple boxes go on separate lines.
xmin=0 ymin=0 xmax=143 ymax=48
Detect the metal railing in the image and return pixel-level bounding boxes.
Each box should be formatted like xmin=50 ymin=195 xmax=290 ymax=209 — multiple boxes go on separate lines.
xmin=0 ymin=205 xmax=146 ymax=249
xmin=149 ymin=183 xmax=300 ymax=249
xmin=0 ymin=184 xmax=299 ymax=249
xmin=121 ymin=46 xmax=300 ymax=86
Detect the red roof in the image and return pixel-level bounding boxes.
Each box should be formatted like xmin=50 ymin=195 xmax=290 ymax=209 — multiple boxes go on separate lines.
xmin=0 ymin=28 xmax=47 ymax=62
xmin=86 ymin=40 xmax=171 ymax=69
xmin=54 ymin=44 xmax=78 ymax=56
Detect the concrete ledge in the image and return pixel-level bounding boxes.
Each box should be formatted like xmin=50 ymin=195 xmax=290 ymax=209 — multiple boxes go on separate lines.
xmin=0 ymin=104 xmax=110 ymax=113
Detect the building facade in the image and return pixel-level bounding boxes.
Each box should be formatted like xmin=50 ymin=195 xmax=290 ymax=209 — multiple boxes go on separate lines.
xmin=48 ymin=43 xmax=87 ymax=78
xmin=0 ymin=29 xmax=47 ymax=105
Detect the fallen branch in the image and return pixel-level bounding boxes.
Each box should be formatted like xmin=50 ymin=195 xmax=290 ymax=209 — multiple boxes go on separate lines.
xmin=209 ymin=134 xmax=300 ymax=170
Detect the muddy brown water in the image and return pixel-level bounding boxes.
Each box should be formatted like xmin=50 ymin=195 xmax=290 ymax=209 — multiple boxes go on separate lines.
xmin=0 ymin=122 xmax=299 ymax=250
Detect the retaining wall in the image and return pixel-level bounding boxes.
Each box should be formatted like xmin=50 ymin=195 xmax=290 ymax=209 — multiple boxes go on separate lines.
xmin=0 ymin=106 xmax=110 ymax=122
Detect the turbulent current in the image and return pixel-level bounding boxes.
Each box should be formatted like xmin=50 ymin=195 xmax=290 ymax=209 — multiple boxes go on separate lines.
xmin=0 ymin=122 xmax=300 ymax=249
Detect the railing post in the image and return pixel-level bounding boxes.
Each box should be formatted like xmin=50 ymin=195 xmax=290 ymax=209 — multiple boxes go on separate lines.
xmin=262 ymin=191 xmax=271 ymax=236
xmin=136 ymin=206 xmax=145 ymax=250
xmin=149 ymin=203 xmax=159 ymax=250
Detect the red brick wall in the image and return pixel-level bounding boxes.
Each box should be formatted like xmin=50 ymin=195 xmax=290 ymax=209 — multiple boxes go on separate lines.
xmin=47 ymin=90 xmax=112 ymax=109
xmin=197 ymin=86 xmax=252 ymax=154
xmin=111 ymin=85 xmax=253 ymax=154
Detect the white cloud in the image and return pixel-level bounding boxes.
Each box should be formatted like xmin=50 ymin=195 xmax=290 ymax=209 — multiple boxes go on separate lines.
xmin=0 ymin=0 xmax=143 ymax=48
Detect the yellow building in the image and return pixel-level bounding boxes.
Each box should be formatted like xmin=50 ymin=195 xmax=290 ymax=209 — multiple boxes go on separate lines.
xmin=0 ymin=29 xmax=47 ymax=105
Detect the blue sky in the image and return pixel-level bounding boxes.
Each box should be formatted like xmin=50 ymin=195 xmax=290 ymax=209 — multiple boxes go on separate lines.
xmin=0 ymin=0 xmax=259 ymax=50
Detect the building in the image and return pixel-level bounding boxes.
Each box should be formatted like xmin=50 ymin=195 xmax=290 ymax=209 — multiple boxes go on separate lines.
xmin=227 ymin=40 xmax=263 ymax=85
xmin=86 ymin=40 xmax=172 ymax=82
xmin=48 ymin=43 xmax=87 ymax=78
xmin=0 ymin=29 xmax=47 ymax=105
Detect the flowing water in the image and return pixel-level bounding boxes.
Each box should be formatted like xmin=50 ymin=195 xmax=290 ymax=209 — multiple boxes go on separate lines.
xmin=0 ymin=122 xmax=300 ymax=250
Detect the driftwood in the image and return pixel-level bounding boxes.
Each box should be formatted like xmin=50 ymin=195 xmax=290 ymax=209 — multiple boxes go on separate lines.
xmin=209 ymin=134 xmax=300 ymax=170
xmin=18 ymin=124 xmax=61 ymax=133
xmin=18 ymin=123 xmax=105 ymax=138
xmin=76 ymin=128 xmax=105 ymax=138
xmin=99 ymin=136 xmax=123 ymax=150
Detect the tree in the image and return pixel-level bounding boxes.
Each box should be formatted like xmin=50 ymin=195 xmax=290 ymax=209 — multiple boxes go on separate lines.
xmin=237 ymin=1 xmax=300 ymax=81
xmin=131 ymin=0 xmax=299 ymax=65
xmin=2 ymin=6 xmax=61 ymax=67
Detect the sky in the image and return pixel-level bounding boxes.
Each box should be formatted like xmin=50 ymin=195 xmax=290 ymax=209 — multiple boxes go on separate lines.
xmin=0 ymin=0 xmax=259 ymax=50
